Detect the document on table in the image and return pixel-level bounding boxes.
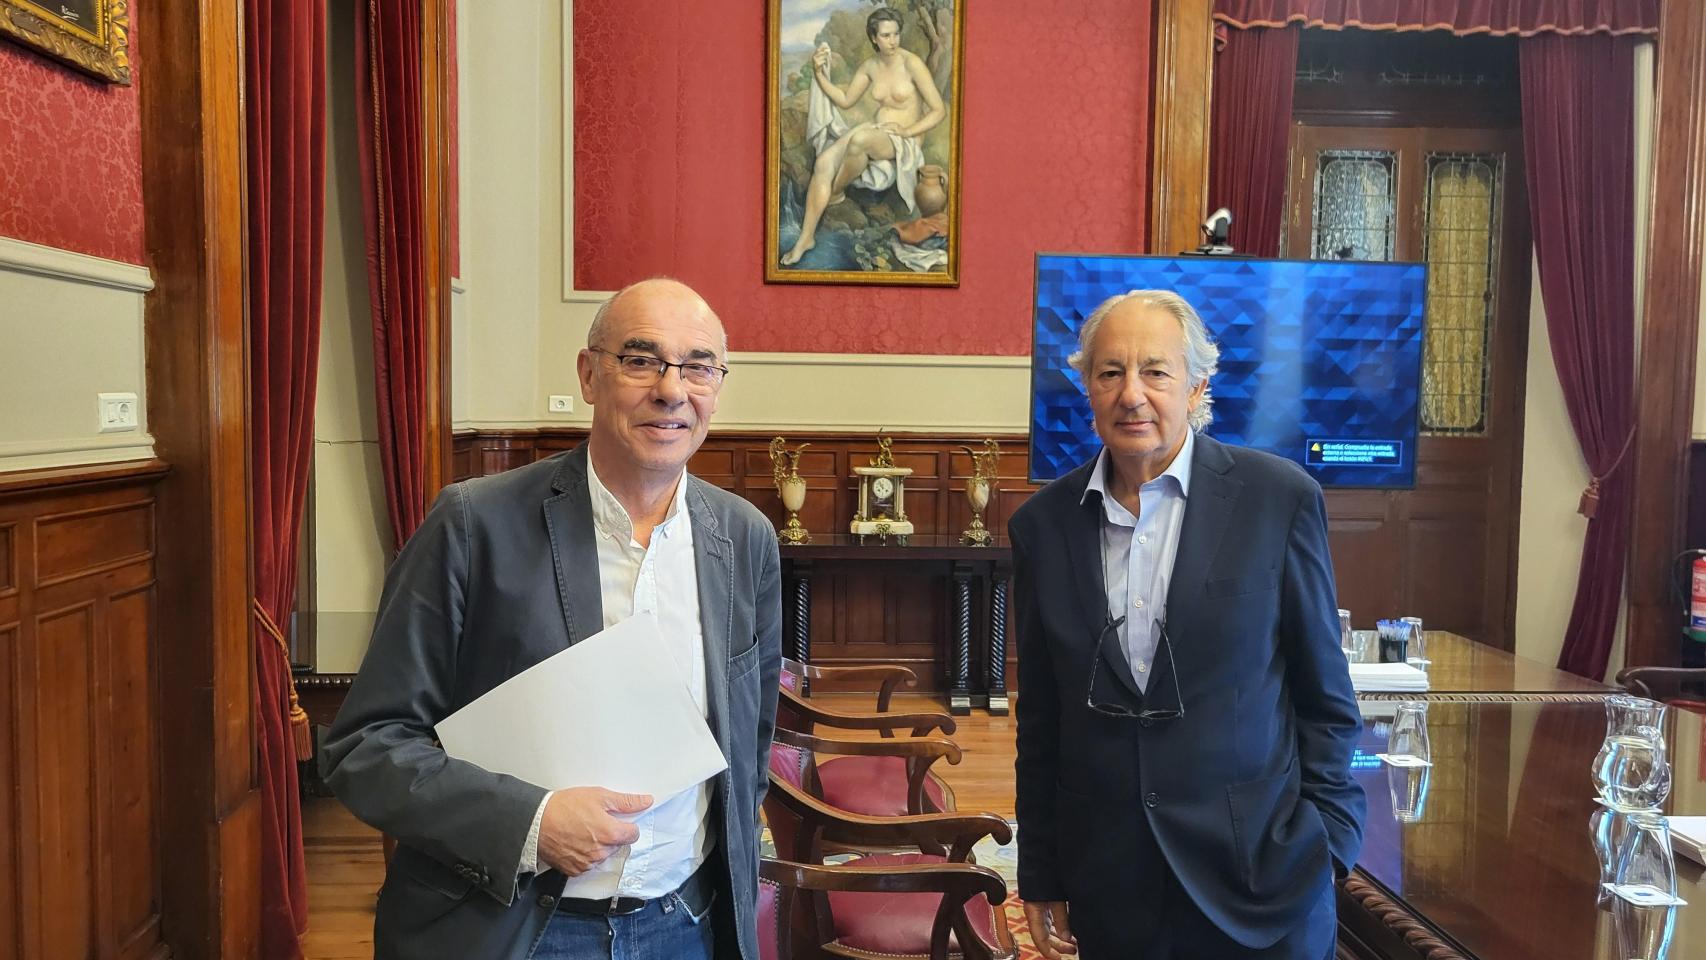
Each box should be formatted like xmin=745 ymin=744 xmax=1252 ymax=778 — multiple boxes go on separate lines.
xmin=1669 ymin=816 xmax=1706 ymax=865
xmin=434 ymin=613 xmax=727 ymax=801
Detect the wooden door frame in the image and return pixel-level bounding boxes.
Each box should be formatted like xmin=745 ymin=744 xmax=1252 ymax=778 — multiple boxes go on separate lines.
xmin=1149 ymin=0 xmax=1214 ymax=254
xmin=423 ymin=0 xmax=454 ymax=497
xmin=137 ymin=1 xmax=261 ymax=956
xmin=1627 ymin=7 xmax=1706 ymax=669
xmin=138 ymin=0 xmax=456 ymax=952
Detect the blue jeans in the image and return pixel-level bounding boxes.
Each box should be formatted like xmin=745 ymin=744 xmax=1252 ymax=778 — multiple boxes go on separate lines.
xmin=530 ymin=888 xmax=715 ymax=960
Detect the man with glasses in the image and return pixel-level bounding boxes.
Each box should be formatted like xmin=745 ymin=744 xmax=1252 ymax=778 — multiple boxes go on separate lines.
xmin=324 ymin=278 xmax=782 ymax=959
xmin=1009 ymin=290 xmax=1364 ymax=959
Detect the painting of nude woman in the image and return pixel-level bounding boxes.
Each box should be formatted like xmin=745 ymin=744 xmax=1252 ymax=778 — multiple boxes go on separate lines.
xmin=766 ymin=0 xmax=963 ymax=286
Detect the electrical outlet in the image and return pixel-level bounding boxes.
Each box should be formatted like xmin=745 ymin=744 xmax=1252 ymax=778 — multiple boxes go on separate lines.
xmin=98 ymin=392 xmax=139 ymax=433
xmin=547 ymin=395 xmax=574 ymax=414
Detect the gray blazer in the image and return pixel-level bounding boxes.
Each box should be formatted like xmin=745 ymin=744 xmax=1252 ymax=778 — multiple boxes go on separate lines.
xmin=323 ymin=445 xmax=782 ymax=960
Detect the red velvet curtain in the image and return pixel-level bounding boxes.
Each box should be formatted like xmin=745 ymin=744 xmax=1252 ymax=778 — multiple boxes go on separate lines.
xmin=244 ymin=0 xmax=326 ymax=955
xmin=357 ymin=0 xmax=430 ymax=550
xmin=1520 ymin=34 xmax=1639 ymax=679
xmin=1213 ymin=0 xmax=1658 ymax=35
xmin=1208 ymin=25 xmax=1299 ymax=258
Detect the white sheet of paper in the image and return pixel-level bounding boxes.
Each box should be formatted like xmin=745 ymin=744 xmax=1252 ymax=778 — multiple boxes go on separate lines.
xmin=1668 ymin=816 xmax=1706 ymax=865
xmin=1348 ymin=662 xmax=1431 ymax=692
xmin=434 ymin=613 xmax=728 ymax=801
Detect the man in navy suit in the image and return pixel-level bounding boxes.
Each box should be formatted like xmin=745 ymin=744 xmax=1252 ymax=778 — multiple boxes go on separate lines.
xmin=1010 ymin=290 xmax=1364 ymax=959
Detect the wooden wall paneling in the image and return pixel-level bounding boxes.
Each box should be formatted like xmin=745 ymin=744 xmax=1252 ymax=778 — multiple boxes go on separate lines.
xmin=450 ymin=434 xmax=476 ymax=484
xmin=136 ymin=0 xmax=261 ymax=952
xmin=35 ymin=599 xmax=97 ymax=959
xmin=1628 ymin=4 xmax=1706 ymax=669
xmin=1149 ymin=0 xmax=1215 ymax=255
xmin=108 ymin=581 xmax=161 ymax=956
xmin=0 ymin=466 xmax=166 ymax=960
xmin=0 ymin=523 xmax=13 ymax=594
xmin=1403 ymin=516 xmax=1489 ymax=633
xmin=0 ymin=614 xmax=15 ymax=957
xmin=1325 ymin=490 xmax=1402 ymax=625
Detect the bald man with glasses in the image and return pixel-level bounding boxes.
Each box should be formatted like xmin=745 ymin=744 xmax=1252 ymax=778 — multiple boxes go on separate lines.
xmin=324 ymin=278 xmax=782 ymax=960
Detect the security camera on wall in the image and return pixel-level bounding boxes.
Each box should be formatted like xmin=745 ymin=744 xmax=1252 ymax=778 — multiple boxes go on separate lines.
xmin=1198 ymin=207 xmax=1235 ymax=255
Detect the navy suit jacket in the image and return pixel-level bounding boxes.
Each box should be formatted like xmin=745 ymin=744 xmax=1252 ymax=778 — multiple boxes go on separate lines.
xmin=1010 ymin=433 xmax=1364 ymax=950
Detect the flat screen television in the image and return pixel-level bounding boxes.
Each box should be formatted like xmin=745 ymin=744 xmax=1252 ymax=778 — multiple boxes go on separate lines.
xmin=1029 ymin=254 xmax=1428 ymax=489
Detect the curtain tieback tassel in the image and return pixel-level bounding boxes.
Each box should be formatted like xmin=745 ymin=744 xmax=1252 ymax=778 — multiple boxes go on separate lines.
xmin=1579 ymin=429 xmax=1638 ymax=521
xmin=254 ymin=601 xmax=314 ymax=762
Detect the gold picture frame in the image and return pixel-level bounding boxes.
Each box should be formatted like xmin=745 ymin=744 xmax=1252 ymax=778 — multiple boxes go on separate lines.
xmin=765 ymin=0 xmax=964 ymax=286
xmin=0 ymin=0 xmax=131 ymax=85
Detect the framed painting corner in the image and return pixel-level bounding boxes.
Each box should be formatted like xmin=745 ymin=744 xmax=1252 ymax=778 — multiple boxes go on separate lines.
xmin=0 ymin=0 xmax=132 ymax=84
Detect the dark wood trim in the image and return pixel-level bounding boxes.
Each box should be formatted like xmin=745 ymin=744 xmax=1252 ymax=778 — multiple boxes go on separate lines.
xmin=0 ymin=459 xmax=169 ymax=497
xmin=136 ymin=0 xmax=262 ymax=955
xmin=1338 ymin=872 xmax=1468 ymax=960
xmin=1628 ymin=11 xmax=1706 ymax=669
xmin=1148 ymin=0 xmax=1215 ymax=254
xmin=423 ymin=0 xmax=454 ymax=503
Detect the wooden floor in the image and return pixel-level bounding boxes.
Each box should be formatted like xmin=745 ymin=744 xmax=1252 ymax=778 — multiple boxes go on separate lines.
xmin=301 ymin=692 xmax=1017 ymax=959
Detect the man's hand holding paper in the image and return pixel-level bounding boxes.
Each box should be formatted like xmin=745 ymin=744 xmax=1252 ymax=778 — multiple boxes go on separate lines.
xmin=433 ymin=613 xmax=729 ymax=844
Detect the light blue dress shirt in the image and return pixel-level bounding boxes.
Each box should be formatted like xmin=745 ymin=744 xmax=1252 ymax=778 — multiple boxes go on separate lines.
xmin=1079 ymin=429 xmax=1194 ymax=692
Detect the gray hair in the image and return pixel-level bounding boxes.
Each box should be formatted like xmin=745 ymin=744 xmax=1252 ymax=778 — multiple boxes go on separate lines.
xmin=1067 ymin=289 xmax=1220 ymax=431
xmin=587 ymin=277 xmax=728 ymax=356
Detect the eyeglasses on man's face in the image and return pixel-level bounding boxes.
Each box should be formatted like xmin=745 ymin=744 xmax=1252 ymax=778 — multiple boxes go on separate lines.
xmin=589 ymin=346 xmax=729 ymax=394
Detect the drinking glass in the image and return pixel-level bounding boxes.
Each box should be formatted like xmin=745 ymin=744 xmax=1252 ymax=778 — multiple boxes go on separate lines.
xmin=1400 ymin=616 xmax=1428 ymax=672
xmin=1385 ymin=701 xmax=1432 ymax=823
xmin=1613 ymin=811 xmax=1678 ymax=904
xmin=1591 ymin=807 xmax=1634 ymax=907
xmin=1613 ymin=898 xmax=1676 ymax=960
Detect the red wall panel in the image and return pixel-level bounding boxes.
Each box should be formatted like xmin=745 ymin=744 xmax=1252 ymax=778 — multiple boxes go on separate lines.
xmin=573 ymin=1 xmax=1151 ymax=356
xmin=0 ymin=30 xmax=145 ymax=265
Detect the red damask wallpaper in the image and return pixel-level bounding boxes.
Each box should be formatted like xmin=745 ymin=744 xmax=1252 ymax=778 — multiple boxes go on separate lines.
xmin=573 ymin=1 xmax=1151 ymax=356
xmin=0 ymin=26 xmax=145 ymax=265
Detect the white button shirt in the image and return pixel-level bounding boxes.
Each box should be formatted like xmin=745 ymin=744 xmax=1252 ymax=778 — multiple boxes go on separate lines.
xmin=1080 ymin=430 xmax=1194 ymax=691
xmin=517 ymin=459 xmax=712 ymax=898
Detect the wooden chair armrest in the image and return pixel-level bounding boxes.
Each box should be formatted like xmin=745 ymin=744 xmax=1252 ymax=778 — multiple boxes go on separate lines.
xmin=802 ymin=664 xmax=918 ymax=712
xmin=760 ymin=856 xmax=1005 ymax=902
xmin=766 ymin=775 xmax=1012 ymax=861
xmin=779 ymin=687 xmax=957 ymax=737
xmin=773 ymin=727 xmax=962 ymax=765
xmin=1616 ymin=666 xmax=1706 ymax=699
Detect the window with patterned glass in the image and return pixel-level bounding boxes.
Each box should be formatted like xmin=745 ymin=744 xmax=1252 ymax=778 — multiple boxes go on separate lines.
xmin=1421 ymin=153 xmax=1503 ymax=434
xmin=1311 ymin=150 xmax=1397 ymax=262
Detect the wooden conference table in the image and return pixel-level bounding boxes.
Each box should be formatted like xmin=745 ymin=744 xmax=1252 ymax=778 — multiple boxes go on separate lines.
xmin=1356 ymin=631 xmax=1617 ymax=701
xmin=1338 ymin=698 xmax=1704 ymax=959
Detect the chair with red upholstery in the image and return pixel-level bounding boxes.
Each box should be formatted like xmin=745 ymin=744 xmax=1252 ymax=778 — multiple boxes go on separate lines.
xmin=770 ymin=726 xmax=959 ymax=829
xmin=761 ymin=762 xmax=1015 ymax=960
xmin=757 ymin=857 xmax=1011 ymax=960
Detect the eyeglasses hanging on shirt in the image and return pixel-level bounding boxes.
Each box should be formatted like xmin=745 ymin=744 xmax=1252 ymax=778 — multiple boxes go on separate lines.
xmin=1085 ymin=507 xmax=1185 ymax=721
